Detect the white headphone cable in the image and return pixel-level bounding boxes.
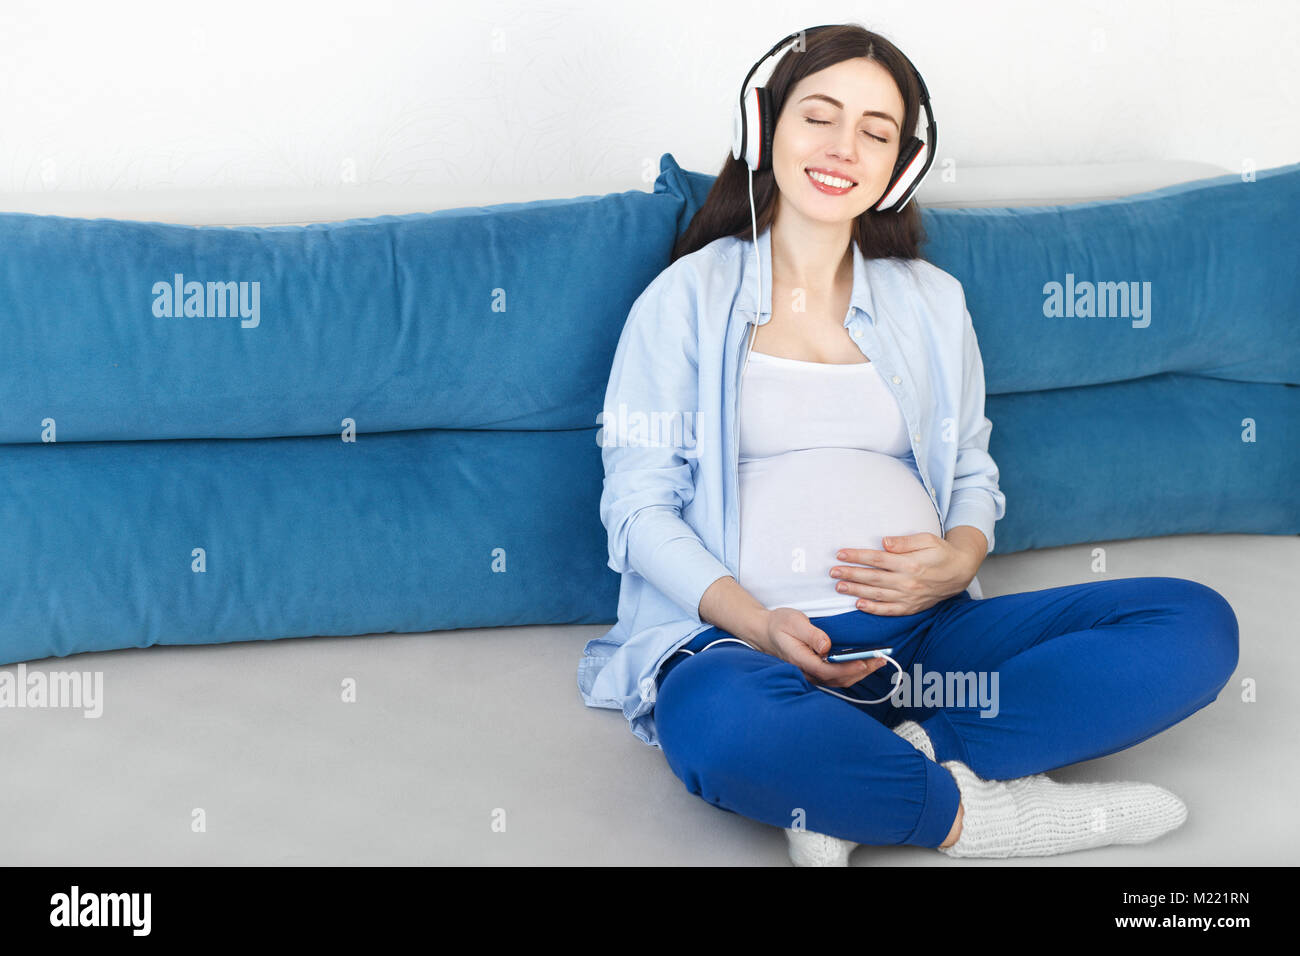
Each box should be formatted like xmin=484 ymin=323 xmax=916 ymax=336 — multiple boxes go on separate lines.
xmin=813 ymin=652 xmax=905 ymax=705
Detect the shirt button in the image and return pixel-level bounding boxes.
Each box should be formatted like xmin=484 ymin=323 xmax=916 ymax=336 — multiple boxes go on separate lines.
xmin=913 ymin=432 xmax=921 ymax=442
xmin=852 ymin=328 xmax=862 ymax=338
xmin=639 ymin=677 xmax=656 ymax=701
xmin=892 ymin=375 xmax=901 ymax=385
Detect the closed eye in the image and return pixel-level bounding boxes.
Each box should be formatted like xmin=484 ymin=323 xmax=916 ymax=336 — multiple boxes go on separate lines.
xmin=805 ymin=117 xmax=886 ymax=143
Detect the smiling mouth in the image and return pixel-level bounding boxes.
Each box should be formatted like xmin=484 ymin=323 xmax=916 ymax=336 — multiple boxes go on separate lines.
xmin=805 ymin=167 xmax=858 ymax=188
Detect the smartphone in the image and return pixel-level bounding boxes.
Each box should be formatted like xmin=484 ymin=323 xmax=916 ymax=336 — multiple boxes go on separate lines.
xmin=825 ymin=644 xmax=894 ymax=662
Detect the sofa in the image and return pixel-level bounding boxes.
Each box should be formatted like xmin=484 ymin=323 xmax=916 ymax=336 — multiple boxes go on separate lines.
xmin=3 ymin=153 xmax=1296 ymax=668
xmin=1 ymin=156 xmax=1295 ymax=865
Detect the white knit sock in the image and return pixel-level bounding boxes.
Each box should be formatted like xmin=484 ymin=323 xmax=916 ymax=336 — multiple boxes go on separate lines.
xmin=891 ymin=719 xmax=935 ymax=760
xmin=785 ymin=826 xmax=856 ymax=867
xmin=938 ymin=759 xmax=1189 ymax=858
xmin=784 ymin=720 xmax=935 ymax=866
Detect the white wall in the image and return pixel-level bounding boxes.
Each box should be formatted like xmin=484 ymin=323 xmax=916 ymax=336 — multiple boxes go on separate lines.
xmin=0 ymin=0 xmax=1294 ymax=199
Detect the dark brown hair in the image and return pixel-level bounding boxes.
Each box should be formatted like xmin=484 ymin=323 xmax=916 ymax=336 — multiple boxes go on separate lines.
xmin=671 ymin=23 xmax=929 ymax=264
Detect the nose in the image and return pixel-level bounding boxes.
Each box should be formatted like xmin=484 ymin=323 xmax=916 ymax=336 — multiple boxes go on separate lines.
xmin=827 ymin=130 xmax=857 ymax=166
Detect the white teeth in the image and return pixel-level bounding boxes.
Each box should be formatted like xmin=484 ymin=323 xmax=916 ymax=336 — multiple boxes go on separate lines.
xmin=806 ymin=169 xmax=855 ymax=189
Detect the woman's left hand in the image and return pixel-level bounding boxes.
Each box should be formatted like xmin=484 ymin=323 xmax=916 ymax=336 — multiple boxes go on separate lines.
xmin=830 ymin=532 xmax=980 ymax=616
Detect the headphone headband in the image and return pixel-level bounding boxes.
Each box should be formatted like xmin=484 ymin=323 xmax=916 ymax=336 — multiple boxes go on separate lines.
xmin=731 ymin=24 xmax=937 ymax=212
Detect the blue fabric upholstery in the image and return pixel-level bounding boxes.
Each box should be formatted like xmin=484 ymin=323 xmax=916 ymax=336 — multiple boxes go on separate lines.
xmin=0 ymin=428 xmax=617 ymax=664
xmin=985 ymin=374 xmax=1299 ymax=552
xmin=0 ymin=191 xmax=681 ymax=443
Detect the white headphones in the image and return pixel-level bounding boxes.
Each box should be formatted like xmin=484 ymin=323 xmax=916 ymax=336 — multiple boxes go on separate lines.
xmin=731 ymin=23 xmax=937 ymax=212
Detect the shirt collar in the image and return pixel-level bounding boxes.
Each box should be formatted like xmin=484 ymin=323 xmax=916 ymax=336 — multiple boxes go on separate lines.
xmin=737 ymin=222 xmax=877 ymax=328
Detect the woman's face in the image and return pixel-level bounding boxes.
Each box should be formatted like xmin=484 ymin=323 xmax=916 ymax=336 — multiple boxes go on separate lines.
xmin=770 ymin=57 xmax=906 ymax=224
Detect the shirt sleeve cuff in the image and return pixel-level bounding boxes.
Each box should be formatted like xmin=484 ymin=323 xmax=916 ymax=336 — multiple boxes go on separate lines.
xmin=626 ymin=507 xmax=734 ymax=623
xmin=944 ymin=489 xmax=998 ymax=556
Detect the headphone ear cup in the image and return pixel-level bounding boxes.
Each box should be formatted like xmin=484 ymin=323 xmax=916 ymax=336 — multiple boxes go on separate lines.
xmin=755 ymin=86 xmax=775 ymax=171
xmin=734 ymin=85 xmax=766 ymax=170
xmin=731 ymin=97 xmax=746 ymax=164
xmin=873 ymin=136 xmax=926 ymax=211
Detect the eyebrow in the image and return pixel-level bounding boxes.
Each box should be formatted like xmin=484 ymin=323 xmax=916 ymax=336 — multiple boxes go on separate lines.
xmin=798 ymin=93 xmax=900 ymax=130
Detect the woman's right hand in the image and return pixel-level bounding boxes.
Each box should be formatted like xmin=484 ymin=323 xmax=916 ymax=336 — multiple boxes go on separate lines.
xmin=760 ymin=607 xmax=889 ymax=688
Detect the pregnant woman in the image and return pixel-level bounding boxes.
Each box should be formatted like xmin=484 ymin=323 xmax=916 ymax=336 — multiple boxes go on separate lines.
xmin=578 ymin=23 xmax=1239 ymax=866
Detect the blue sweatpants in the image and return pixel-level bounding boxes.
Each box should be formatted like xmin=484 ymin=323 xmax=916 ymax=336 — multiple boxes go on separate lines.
xmin=653 ymin=576 xmax=1239 ymax=848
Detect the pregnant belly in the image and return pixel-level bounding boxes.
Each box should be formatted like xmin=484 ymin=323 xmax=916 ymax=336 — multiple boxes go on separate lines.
xmin=736 ymin=447 xmax=943 ymax=616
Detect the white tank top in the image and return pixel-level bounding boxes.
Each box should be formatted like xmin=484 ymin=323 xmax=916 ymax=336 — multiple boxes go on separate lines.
xmin=736 ymin=349 xmax=944 ymax=618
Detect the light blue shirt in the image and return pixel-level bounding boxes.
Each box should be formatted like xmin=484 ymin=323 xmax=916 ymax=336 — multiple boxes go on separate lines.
xmin=578 ymin=224 xmax=1006 ymax=748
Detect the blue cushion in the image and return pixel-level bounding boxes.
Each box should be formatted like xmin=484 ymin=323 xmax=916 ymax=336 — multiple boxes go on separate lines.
xmin=986 ymin=374 xmax=1300 ymax=551
xmin=0 ymin=428 xmax=617 ymax=664
xmin=655 ymin=153 xmax=1300 ymax=394
xmin=0 ymin=189 xmax=683 ymax=444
